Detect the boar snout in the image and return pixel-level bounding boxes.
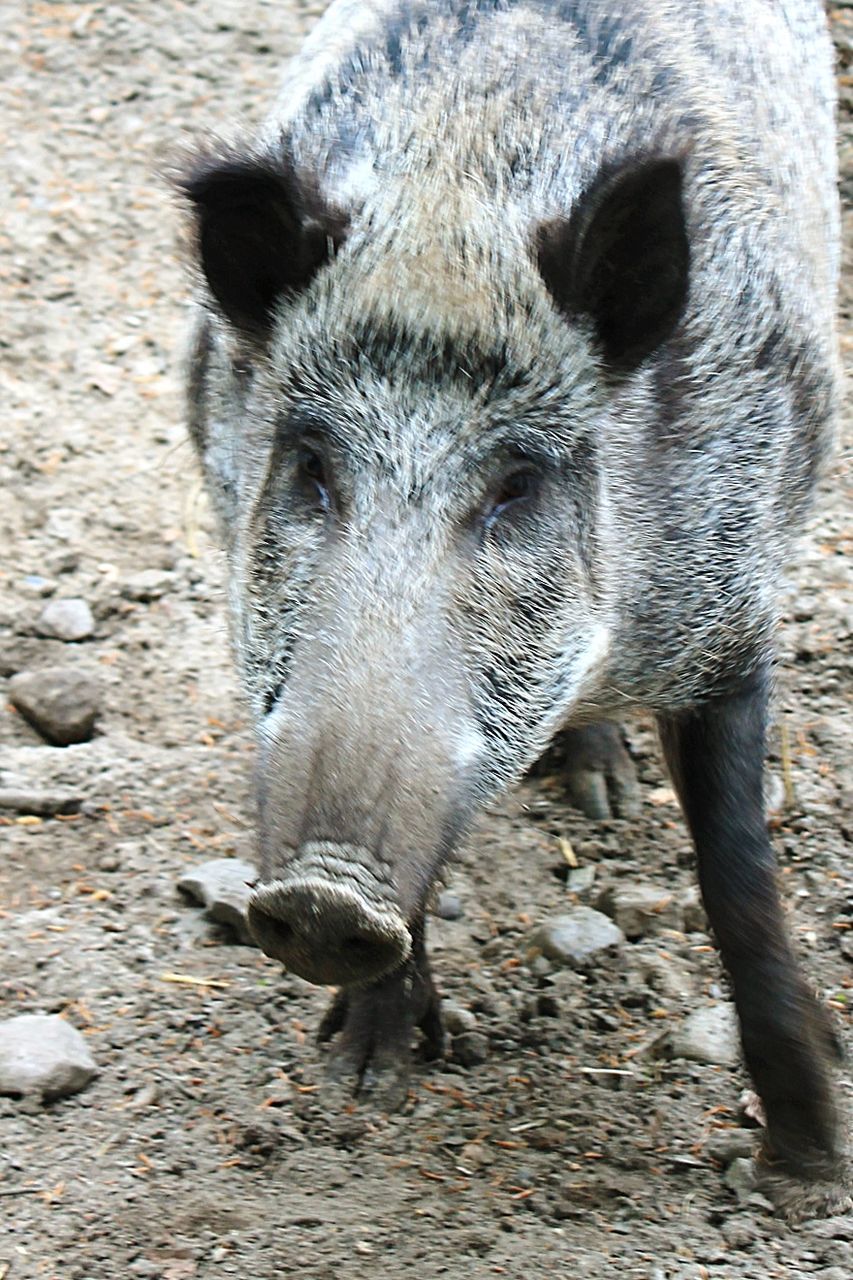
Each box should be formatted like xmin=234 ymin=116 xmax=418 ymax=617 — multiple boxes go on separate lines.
xmin=247 ymin=843 xmax=412 ymax=985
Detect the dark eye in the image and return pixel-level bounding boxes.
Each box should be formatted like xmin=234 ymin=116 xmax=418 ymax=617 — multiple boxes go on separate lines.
xmin=484 ymin=469 xmax=537 ymax=528
xmin=298 ymin=446 xmax=330 ymax=510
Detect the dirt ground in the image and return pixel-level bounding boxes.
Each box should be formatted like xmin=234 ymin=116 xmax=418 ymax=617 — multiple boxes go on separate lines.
xmin=1 ymin=3 xmax=851 ymax=1277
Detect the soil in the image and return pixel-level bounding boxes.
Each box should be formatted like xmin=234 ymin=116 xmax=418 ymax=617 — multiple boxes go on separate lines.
xmin=1 ymin=3 xmax=851 ymax=1278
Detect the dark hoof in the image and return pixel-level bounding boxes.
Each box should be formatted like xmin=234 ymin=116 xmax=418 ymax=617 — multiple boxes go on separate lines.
xmin=758 ymin=1160 xmax=853 ymax=1223
xmin=316 ymin=934 xmax=443 ymax=1111
xmin=742 ymin=987 xmax=844 ymax=1195
xmin=533 ymin=723 xmax=640 ymax=820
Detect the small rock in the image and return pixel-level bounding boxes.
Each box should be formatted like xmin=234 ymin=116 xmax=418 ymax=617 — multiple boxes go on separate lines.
xmin=680 ymin=885 xmax=708 ymax=933
xmin=178 ymin=858 xmax=259 ymax=945
xmin=21 ymin=574 xmax=57 ymax=598
xmin=121 ymin=569 xmax=175 ymax=602
xmin=451 ymin=1031 xmax=489 ymax=1067
xmin=628 ymin=943 xmax=695 ymax=1001
xmin=0 ymin=788 xmax=84 ymax=816
xmin=46 ymin=549 xmax=81 ymax=575
xmin=529 ymin=907 xmax=625 ymax=968
xmin=566 ymin=864 xmax=596 ymax=894
xmin=765 ymin=772 xmax=786 ymax=817
xmin=705 ymin=1128 xmax=757 ymax=1166
xmin=724 ymin=1157 xmax=758 ymax=1204
xmin=0 ymin=1013 xmax=98 ymax=1100
xmin=125 ymin=1081 xmax=159 ymax=1109
xmin=807 ymin=1217 xmax=853 ymax=1241
xmin=737 ymin=1089 xmax=766 ymax=1128
xmin=443 ymin=1002 xmax=477 ymax=1035
xmin=435 ymin=891 xmax=463 ymax=920
xmin=598 ymin=882 xmax=682 ymax=938
xmin=669 ymin=1003 xmax=740 ymax=1066
xmin=720 ymin=1213 xmax=761 ymax=1248
xmin=8 ymin=666 xmax=101 ymax=745
xmin=458 ymin=1141 xmax=492 ymax=1171
xmin=36 ymin=597 xmax=95 ymax=642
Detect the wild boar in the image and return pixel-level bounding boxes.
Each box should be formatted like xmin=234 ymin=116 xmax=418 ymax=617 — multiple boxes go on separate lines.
xmin=179 ymin=0 xmax=844 ymax=1203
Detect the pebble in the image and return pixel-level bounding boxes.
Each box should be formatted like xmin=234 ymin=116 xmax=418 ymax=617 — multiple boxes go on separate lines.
xmin=704 ymin=1127 xmax=757 ymax=1166
xmin=628 ymin=943 xmax=695 ymax=1001
xmin=808 ymin=1217 xmax=853 ymax=1241
xmin=121 ymin=569 xmax=175 ymax=602
xmin=0 ymin=787 xmax=84 ymax=816
xmin=46 ymin=549 xmax=81 ymax=575
xmin=36 ymin=596 xmax=95 ymax=641
xmin=8 ymin=665 xmax=101 ymax=745
xmin=0 ymin=1013 xmax=98 ymax=1100
xmin=528 ymin=907 xmax=625 ymax=968
xmin=443 ymin=1002 xmax=478 ymax=1035
xmin=669 ymin=1003 xmax=740 ymax=1066
xmin=720 ymin=1214 xmax=761 ymax=1248
xmin=680 ymin=885 xmax=708 ymax=933
xmin=566 ymin=864 xmax=596 ymax=894
xmin=598 ymin=881 xmax=683 ymax=938
xmin=435 ymin=891 xmax=463 ymax=920
xmin=765 ymin=771 xmax=786 ymax=816
xmin=724 ymin=1156 xmax=758 ymax=1204
xmin=178 ymin=857 xmax=259 ymax=945
xmin=451 ymin=1031 xmax=489 ymax=1067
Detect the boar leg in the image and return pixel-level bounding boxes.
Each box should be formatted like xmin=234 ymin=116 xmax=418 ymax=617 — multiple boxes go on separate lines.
xmin=317 ymin=917 xmax=443 ymax=1109
xmin=533 ymin=723 xmax=640 ymax=819
xmin=658 ymin=668 xmax=842 ymax=1183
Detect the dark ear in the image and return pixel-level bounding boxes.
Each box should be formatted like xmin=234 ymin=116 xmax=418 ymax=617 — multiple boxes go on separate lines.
xmin=537 ymin=157 xmax=689 ymax=370
xmin=178 ymin=151 xmax=345 ymax=334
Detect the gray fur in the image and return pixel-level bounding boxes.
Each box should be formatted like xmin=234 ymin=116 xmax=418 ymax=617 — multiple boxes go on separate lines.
xmin=183 ymin=2 xmax=838 ymax=915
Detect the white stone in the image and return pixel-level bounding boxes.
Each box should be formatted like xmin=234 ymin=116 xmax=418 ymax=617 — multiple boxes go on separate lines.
xmin=529 ymin=908 xmax=624 ymax=968
xmin=36 ymin=597 xmax=95 ymax=642
xmin=600 ymin=882 xmax=683 ymax=938
xmin=121 ymin=569 xmax=174 ymax=602
xmin=0 ymin=1013 xmax=98 ymax=1100
xmin=669 ymin=1003 xmax=740 ymax=1066
xmin=178 ymin=857 xmax=258 ymax=945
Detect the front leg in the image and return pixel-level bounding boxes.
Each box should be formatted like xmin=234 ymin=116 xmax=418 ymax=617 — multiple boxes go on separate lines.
xmin=317 ymin=917 xmax=443 ymax=1110
xmin=658 ymin=668 xmax=844 ymax=1195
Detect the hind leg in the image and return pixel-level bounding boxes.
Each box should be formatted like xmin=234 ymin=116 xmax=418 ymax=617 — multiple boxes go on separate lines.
xmin=533 ymin=722 xmax=640 ymax=819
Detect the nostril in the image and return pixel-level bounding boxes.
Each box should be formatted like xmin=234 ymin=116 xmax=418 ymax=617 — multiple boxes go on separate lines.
xmin=247 ymin=879 xmax=412 ymax=985
xmin=342 ymin=934 xmax=376 ymax=955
